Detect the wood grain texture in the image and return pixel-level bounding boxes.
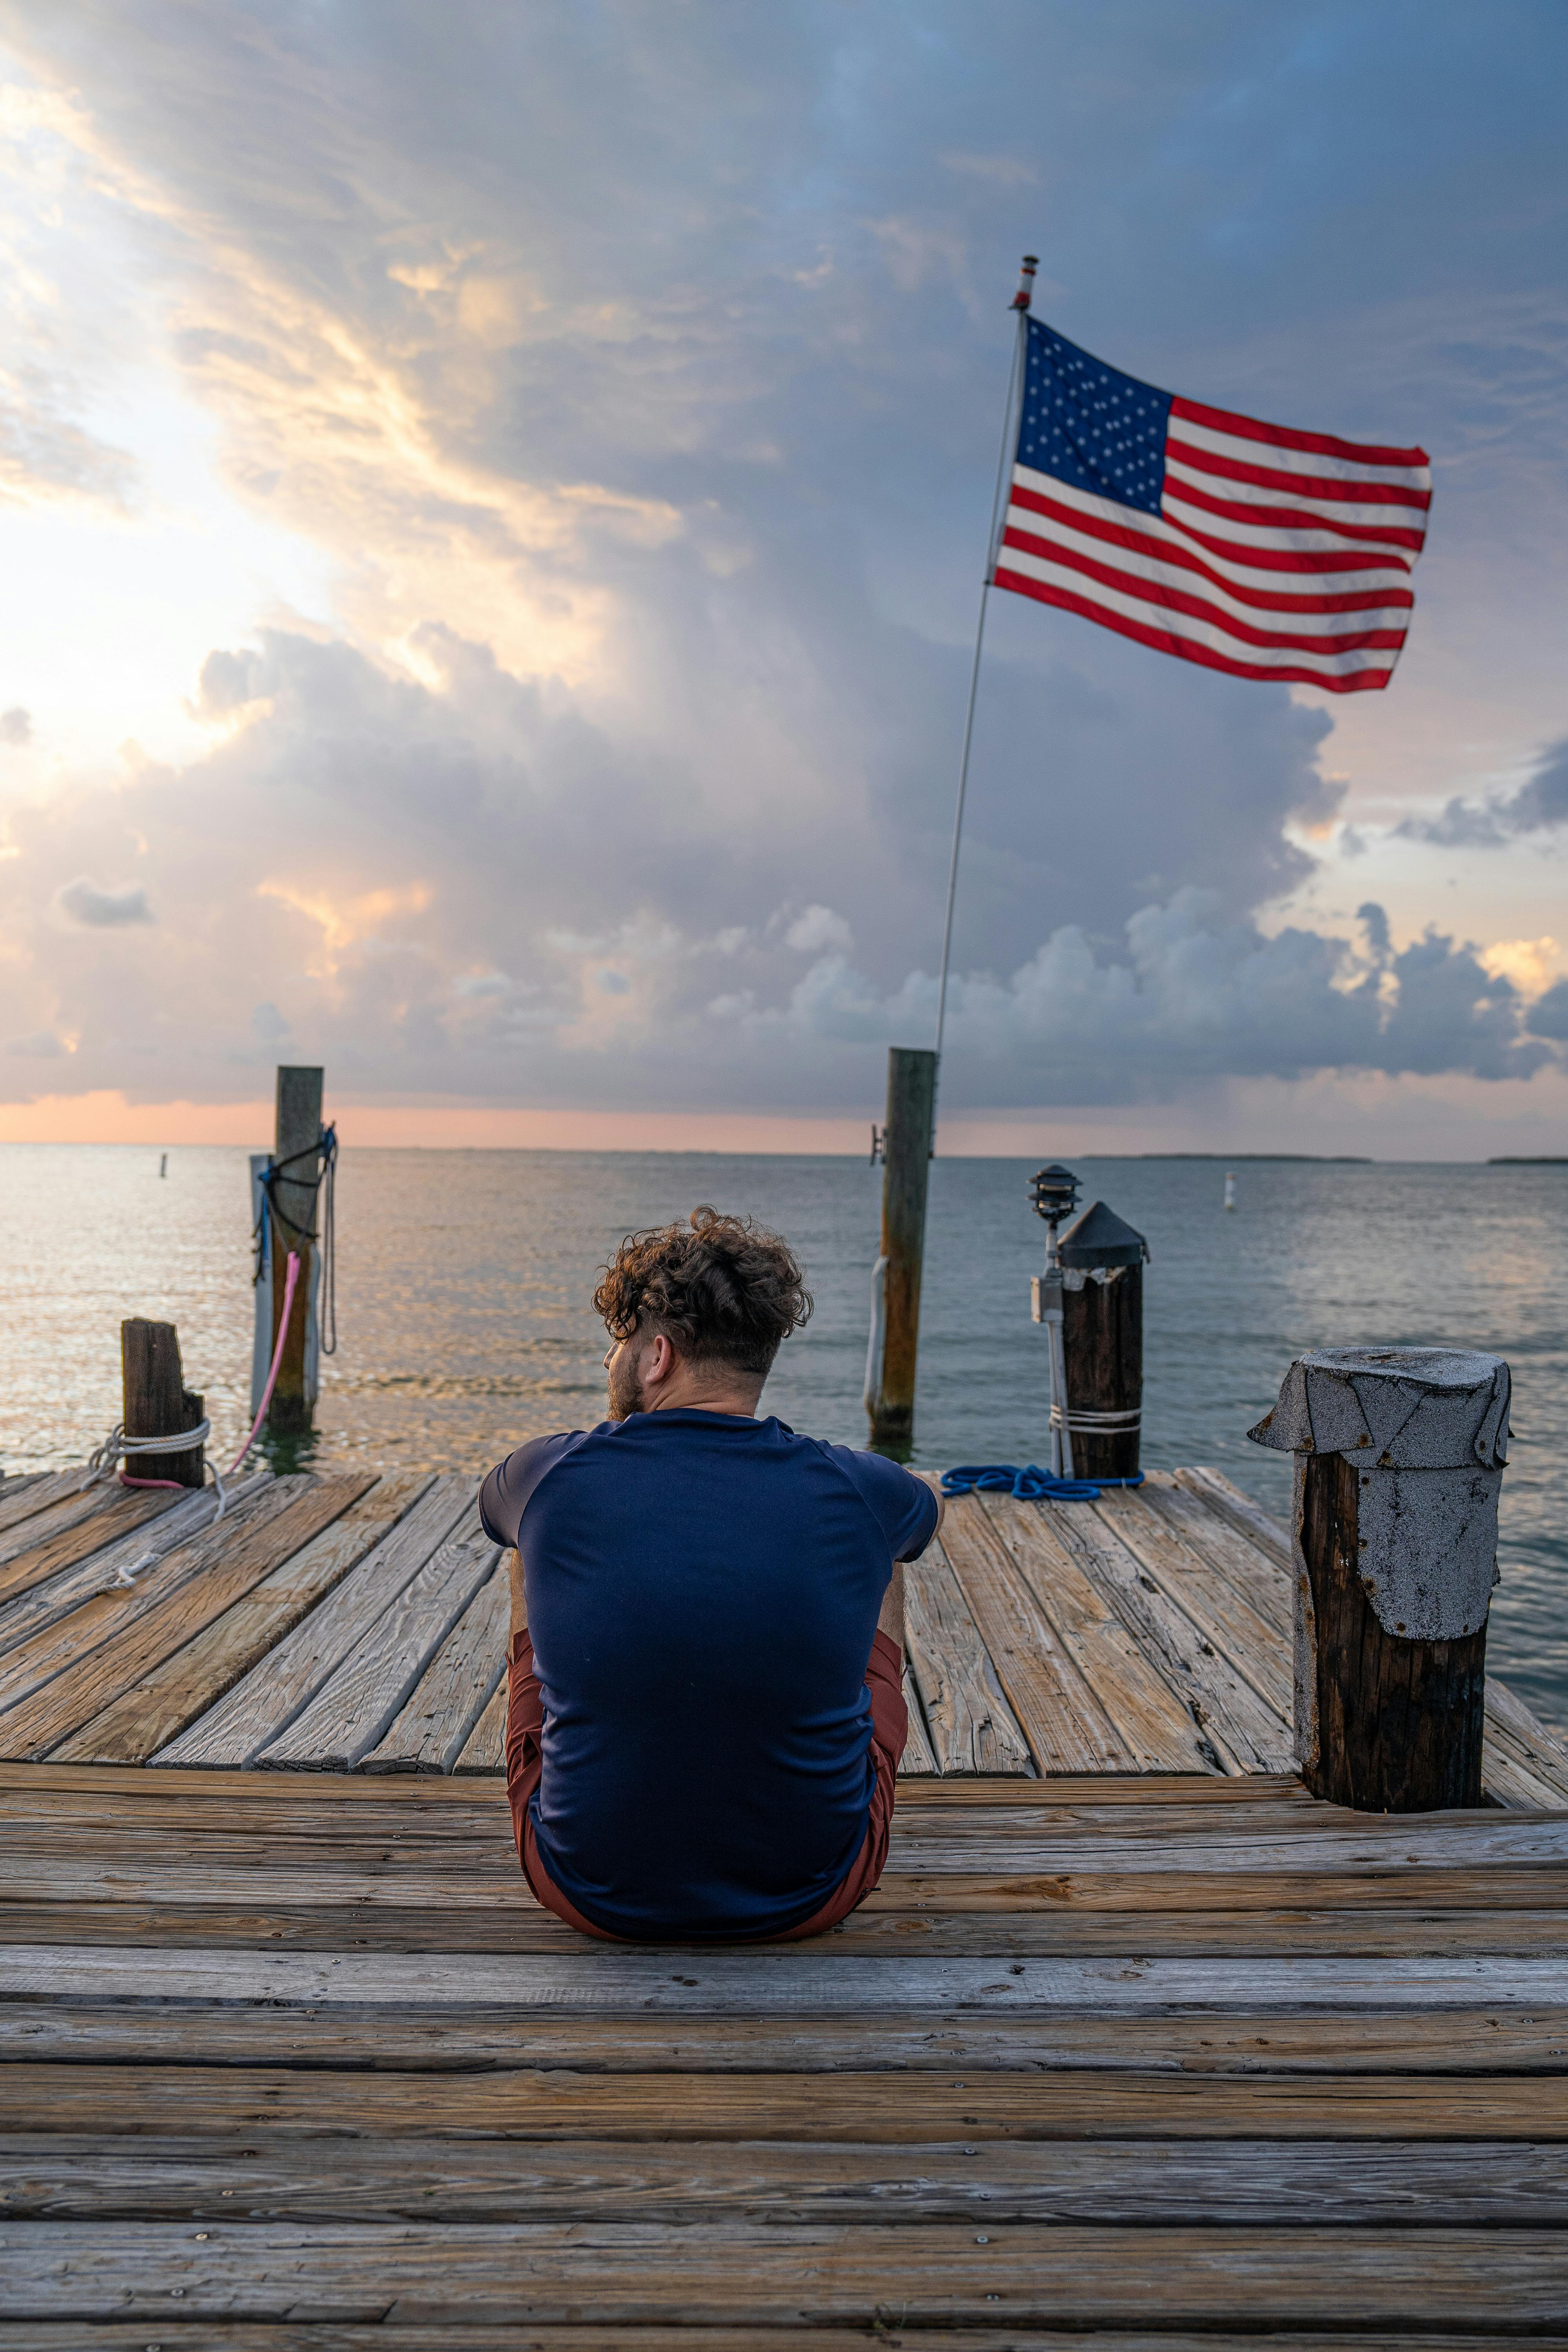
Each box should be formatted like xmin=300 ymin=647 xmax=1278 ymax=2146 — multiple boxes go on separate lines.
xmin=0 ymin=1472 xmax=85 ymax=1540
xmin=5 ymin=2002 xmax=1563 ymax=2077
xmin=939 ymin=1497 xmax=1130 ymax=1772
xmin=0 ymin=1483 xmax=121 ymax=1569
xmin=898 ymin=1666 xmax=939 ymax=1775
xmin=4 ymin=1897 xmax=1564 ymax=1960
xmin=1036 ymin=1492 xmax=1291 ymax=1775
xmin=5 ymin=1943 xmax=1565 ymax=2013
xmin=980 ymin=1494 xmax=1214 ymax=1774
xmin=0 ymin=2333 xmax=1558 ymax=2352
xmin=157 ymin=1474 xmax=479 ymax=1767
xmin=7 ymin=2132 xmax=1568 ymax=2224
xmin=453 ymin=1675 xmax=509 ymax=1775
xmin=1142 ymin=1474 xmax=1294 ymax=1636
xmin=258 ymin=1515 xmax=497 ymax=1772
xmin=0 ymin=1477 xmax=267 ymax=1675
xmin=2 ymin=2221 xmax=1567 ymax=2326
xmin=361 ymin=1563 xmax=510 ymax=1775
xmin=903 ymin=1543 xmax=1033 ymax=1775
xmin=47 ymin=1474 xmax=432 ymax=1766
xmin=1174 ymin=1463 xmax=1292 ymax=1570
xmin=0 ymin=1486 xmax=183 ymax=1611
xmin=1091 ymin=1485 xmax=1293 ymax=1719
xmin=0 ymin=1479 xmax=293 ymax=1734
xmin=5 ymin=2062 xmax=1568 ymax=2144
xmin=31 ymin=1478 xmax=377 ymax=1765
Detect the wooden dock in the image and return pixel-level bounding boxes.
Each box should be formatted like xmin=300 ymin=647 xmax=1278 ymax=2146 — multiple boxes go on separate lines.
xmin=2 ymin=1457 xmax=1567 ymax=2336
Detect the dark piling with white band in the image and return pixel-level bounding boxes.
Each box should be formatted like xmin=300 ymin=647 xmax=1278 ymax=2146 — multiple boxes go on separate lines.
xmin=121 ymin=1318 xmax=205 ymax=1489
xmin=1057 ymin=1201 xmax=1148 ymax=1484
xmin=1249 ymin=1346 xmax=1510 ymax=1813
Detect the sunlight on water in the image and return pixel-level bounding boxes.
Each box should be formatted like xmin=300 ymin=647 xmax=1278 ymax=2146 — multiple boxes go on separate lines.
xmin=2 ymin=1145 xmax=1564 ymax=1729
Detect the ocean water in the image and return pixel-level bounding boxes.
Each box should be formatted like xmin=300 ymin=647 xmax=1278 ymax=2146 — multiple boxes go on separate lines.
xmin=3 ymin=1144 xmax=1565 ymax=1731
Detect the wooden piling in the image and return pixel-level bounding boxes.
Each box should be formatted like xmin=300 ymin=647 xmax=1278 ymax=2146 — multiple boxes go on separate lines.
xmin=267 ymin=1065 xmax=323 ymax=1439
xmin=866 ymin=1047 xmax=936 ymax=1457
xmin=1058 ymin=1201 xmax=1148 ymax=1483
xmin=1250 ymin=1345 xmax=1510 ymax=1813
xmin=120 ymin=1319 xmax=204 ymax=1488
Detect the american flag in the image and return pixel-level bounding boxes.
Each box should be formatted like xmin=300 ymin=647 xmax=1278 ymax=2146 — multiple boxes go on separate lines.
xmin=994 ymin=319 xmax=1430 ymax=693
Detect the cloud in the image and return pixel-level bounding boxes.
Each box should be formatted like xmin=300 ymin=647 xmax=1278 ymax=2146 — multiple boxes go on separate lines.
xmin=784 ymin=904 xmax=854 ymax=955
xmin=5 ymin=1029 xmax=65 ymax=1057
xmin=1526 ymin=980 xmax=1568 ymax=1042
xmin=56 ymin=877 xmax=154 ymax=926
xmin=1396 ymin=736 xmax=1568 ymax=847
xmin=0 ymin=707 xmax=31 ymax=746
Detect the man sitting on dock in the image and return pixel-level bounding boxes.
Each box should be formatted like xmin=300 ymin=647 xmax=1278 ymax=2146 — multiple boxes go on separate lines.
xmin=480 ymin=1207 xmax=942 ymax=1943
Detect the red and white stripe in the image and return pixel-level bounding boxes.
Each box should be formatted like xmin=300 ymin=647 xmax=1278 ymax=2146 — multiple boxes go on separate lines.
xmin=994 ymin=391 xmax=1431 ymax=693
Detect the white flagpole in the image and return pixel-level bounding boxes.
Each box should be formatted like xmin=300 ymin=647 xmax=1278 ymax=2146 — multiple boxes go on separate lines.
xmin=932 ymin=255 xmax=1036 ymax=1071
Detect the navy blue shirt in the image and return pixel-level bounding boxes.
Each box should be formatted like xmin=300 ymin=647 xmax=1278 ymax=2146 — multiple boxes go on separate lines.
xmin=479 ymin=1409 xmax=938 ymax=1941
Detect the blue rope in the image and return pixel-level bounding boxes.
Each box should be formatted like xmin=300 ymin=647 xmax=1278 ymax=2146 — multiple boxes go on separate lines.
xmin=941 ymin=1463 xmax=1145 ymax=1503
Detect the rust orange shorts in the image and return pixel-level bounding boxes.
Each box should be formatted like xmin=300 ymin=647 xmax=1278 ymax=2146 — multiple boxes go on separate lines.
xmin=504 ymin=1624 xmax=907 ymax=1944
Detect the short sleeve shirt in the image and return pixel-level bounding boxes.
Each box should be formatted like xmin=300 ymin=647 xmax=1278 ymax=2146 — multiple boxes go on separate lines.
xmin=480 ymin=1408 xmax=938 ymax=1940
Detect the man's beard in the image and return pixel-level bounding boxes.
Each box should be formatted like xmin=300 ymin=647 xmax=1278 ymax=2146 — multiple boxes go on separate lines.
xmin=606 ymin=1348 xmax=647 ymax=1422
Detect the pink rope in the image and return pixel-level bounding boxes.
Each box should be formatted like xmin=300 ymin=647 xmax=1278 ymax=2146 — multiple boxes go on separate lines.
xmin=112 ymin=1247 xmax=302 ymax=1496
xmin=228 ymin=1247 xmax=301 ymax=1473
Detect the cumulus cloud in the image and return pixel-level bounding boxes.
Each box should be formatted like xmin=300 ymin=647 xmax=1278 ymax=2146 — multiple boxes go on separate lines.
xmin=56 ymin=877 xmax=154 ymax=926
xmin=784 ymin=905 xmax=855 ymax=955
xmin=1397 ymin=736 xmax=1568 ymax=848
xmin=0 ymin=707 xmax=31 ymax=746
xmin=5 ymin=1029 xmax=65 ymax=1057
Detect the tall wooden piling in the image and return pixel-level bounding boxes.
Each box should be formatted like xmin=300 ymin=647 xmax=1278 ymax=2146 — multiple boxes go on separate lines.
xmin=866 ymin=1047 xmax=936 ymax=1457
xmin=1058 ymin=1200 xmax=1148 ymax=1482
xmin=121 ymin=1319 xmax=204 ymax=1487
xmin=267 ymin=1065 xmax=323 ymax=1438
xmin=1250 ymin=1345 xmax=1510 ymax=1812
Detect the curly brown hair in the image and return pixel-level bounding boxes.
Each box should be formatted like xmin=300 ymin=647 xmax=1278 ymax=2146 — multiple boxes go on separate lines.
xmin=593 ymin=1206 xmax=813 ymax=1378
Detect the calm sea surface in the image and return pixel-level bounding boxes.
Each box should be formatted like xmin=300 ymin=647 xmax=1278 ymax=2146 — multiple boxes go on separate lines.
xmin=4 ymin=1145 xmax=1565 ymax=1730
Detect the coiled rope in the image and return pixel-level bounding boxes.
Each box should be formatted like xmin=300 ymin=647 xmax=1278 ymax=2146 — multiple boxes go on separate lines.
xmin=942 ymin=1462 xmax=1145 ymax=1503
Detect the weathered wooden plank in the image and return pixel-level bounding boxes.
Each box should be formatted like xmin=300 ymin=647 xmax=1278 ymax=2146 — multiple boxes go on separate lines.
xmin=0 ymin=1473 xmax=66 ymax=1538
xmin=259 ymin=1516 xmax=497 ymax=1773
xmin=1032 ymin=1492 xmax=1292 ymax=1775
xmin=0 ymin=1481 xmax=120 ymax=1568
xmin=453 ymin=1676 xmax=509 ymax=1776
xmin=0 ymin=1486 xmax=185 ymax=1612
xmin=904 ymin=1543 xmax=1033 ymax=1775
xmin=6 ymin=1943 xmax=1566 ymax=2012
xmin=979 ymin=1495 xmax=1216 ymax=1775
xmin=0 ymin=2332 xmax=1557 ymax=2352
xmin=8 ymin=2132 xmax=1568 ymax=2224
xmin=361 ymin=1564 xmax=510 ymax=1777
xmin=1484 ymin=1737 xmax=1568 ymax=1813
xmin=4 ymin=2221 xmax=1568 ymax=2326
xmin=1487 ymin=1677 xmax=1568 ymax=1806
xmin=0 ymin=1479 xmax=290 ymax=1734
xmin=1090 ymin=1486 xmax=1294 ymax=1718
xmin=5 ymin=1896 xmax=1566 ymax=1959
xmin=157 ymin=1475 xmax=480 ymax=1768
xmin=0 ymin=1479 xmax=261 ymax=1668
xmin=1141 ymin=1474 xmax=1295 ymax=1638
xmin=5 ymin=2000 xmax=1564 ymax=2077
xmin=47 ymin=1474 xmax=432 ymax=1766
xmin=5 ymin=2062 xmax=1568 ymax=2143
xmin=899 ymin=1666 xmax=939 ymax=1776
xmin=0 ymin=1758 xmax=1302 ymax=1808
xmin=938 ymin=1497 xmax=1131 ymax=1772
xmin=1174 ymin=1461 xmax=1293 ymax=1565
xmin=25 ymin=1479 xmax=377 ymax=1764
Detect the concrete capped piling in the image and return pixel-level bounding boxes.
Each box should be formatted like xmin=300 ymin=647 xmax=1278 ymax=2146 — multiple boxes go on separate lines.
xmin=1249 ymin=1345 xmax=1511 ymax=1812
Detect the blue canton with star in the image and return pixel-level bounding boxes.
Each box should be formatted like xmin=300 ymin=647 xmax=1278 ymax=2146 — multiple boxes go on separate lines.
xmin=1016 ymin=319 xmax=1171 ymax=516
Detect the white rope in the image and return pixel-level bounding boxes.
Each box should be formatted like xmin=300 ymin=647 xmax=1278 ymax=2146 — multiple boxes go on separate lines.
xmin=1050 ymin=1404 xmax=1142 ymax=1432
xmin=87 ymin=1419 xmax=227 ymax=1518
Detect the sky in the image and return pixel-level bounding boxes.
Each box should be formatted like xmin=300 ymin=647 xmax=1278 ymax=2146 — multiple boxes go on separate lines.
xmin=0 ymin=0 xmax=1564 ymax=1156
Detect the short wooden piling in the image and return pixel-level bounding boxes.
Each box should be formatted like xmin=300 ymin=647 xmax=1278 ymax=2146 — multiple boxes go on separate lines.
xmin=866 ymin=1047 xmax=936 ymax=1457
xmin=1058 ymin=1200 xmax=1148 ymax=1482
xmin=1250 ymin=1345 xmax=1511 ymax=1812
xmin=267 ymin=1065 xmax=323 ymax=1439
xmin=121 ymin=1319 xmax=205 ymax=1488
